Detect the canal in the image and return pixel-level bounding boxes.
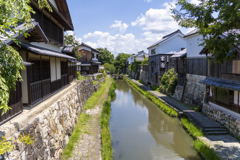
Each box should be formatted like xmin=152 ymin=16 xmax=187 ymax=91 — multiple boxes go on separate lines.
xmin=110 ymin=79 xmax=201 ymax=160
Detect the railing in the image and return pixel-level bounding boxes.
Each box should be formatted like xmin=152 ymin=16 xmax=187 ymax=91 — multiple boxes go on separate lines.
xmin=30 ymin=78 xmax=51 ymax=105
xmin=51 ymin=79 xmax=62 ymax=93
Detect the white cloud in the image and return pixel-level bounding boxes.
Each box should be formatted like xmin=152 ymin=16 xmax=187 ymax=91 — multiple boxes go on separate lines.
xmin=65 ymin=31 xmax=82 ymax=44
xmin=110 ymin=20 xmax=129 ymax=34
xmin=83 ymin=31 xmax=110 ymax=39
xmin=190 ymin=0 xmax=201 ymax=5
xmin=83 ymin=31 xmax=151 ymax=57
xmin=144 ymin=0 xmax=152 ymax=3
xmin=131 ymin=1 xmax=179 ymax=36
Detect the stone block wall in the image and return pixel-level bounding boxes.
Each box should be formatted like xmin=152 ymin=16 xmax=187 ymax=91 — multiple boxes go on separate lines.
xmin=183 ymin=74 xmax=206 ymax=107
xmin=139 ymin=70 xmax=149 ymax=85
xmin=203 ymin=103 xmax=240 ymax=138
xmin=1 ymin=79 xmax=95 ymax=160
xmin=173 ymin=74 xmax=206 ymax=107
xmin=173 ymin=86 xmax=183 ymax=101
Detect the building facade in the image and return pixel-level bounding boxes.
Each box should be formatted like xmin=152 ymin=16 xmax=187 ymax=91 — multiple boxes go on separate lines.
xmin=147 ymin=29 xmax=186 ymax=85
xmin=1 ymin=0 xmax=77 ymax=124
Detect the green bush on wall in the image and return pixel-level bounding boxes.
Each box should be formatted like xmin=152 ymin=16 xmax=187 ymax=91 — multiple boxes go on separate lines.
xmin=160 ymin=68 xmax=178 ymax=94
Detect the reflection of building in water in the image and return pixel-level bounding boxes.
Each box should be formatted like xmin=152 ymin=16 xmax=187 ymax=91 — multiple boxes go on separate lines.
xmin=146 ymin=98 xmax=200 ymax=159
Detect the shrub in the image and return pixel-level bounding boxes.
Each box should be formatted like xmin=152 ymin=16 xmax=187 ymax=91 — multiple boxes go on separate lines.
xmin=103 ymin=71 xmax=107 ymax=77
xmin=96 ymin=74 xmax=102 ymax=80
xmin=160 ymin=68 xmax=178 ymax=94
xmin=139 ymin=79 xmax=144 ymax=84
xmin=99 ymin=69 xmax=104 ymax=73
xmin=151 ymin=84 xmax=159 ymax=91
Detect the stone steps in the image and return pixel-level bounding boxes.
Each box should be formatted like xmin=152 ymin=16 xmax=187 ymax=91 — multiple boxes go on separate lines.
xmin=203 ymin=130 xmax=229 ymax=135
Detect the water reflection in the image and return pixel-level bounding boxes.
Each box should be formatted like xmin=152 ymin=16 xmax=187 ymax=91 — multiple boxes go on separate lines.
xmin=110 ymin=80 xmax=201 ymax=160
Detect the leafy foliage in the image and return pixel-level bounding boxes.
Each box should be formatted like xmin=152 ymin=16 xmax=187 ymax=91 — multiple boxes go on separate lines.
xmin=114 ymin=53 xmax=131 ymax=71
xmin=104 ymin=63 xmax=115 ymax=73
xmin=141 ymin=57 xmax=149 ymax=66
xmin=96 ymin=48 xmax=114 ymax=65
xmin=64 ymin=34 xmax=84 ymax=59
xmin=172 ymin=0 xmax=240 ymax=63
xmin=160 ymin=68 xmax=178 ymax=94
xmin=96 ymin=74 xmax=102 ymax=80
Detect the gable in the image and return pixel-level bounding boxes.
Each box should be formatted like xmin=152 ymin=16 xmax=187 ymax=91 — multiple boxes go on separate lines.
xmin=49 ymin=0 xmax=59 ymax=11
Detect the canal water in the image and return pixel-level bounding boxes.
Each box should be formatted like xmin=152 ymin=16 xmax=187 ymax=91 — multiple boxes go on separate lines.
xmin=110 ymin=80 xmax=201 ymax=160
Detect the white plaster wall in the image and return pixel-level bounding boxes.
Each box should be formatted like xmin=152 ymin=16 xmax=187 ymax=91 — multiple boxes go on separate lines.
xmin=148 ymin=35 xmax=186 ymax=56
xmin=19 ymin=51 xmax=28 ymax=103
xmin=186 ymin=34 xmax=205 ymax=58
xmin=56 ymin=58 xmax=61 ymax=80
xmin=79 ymin=46 xmax=91 ymax=52
xmin=30 ymin=42 xmax=62 ymax=52
xmin=234 ymin=91 xmax=239 ymax=105
xmin=49 ymin=0 xmax=59 ymax=11
xmin=50 ymin=57 xmax=56 ymax=82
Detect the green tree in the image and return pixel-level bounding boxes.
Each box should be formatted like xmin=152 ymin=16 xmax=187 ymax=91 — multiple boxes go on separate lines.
xmin=64 ymin=34 xmax=84 ymax=59
xmin=104 ymin=63 xmax=116 ymax=73
xmin=141 ymin=57 xmax=149 ymax=66
xmin=0 ymin=0 xmax=51 ymax=114
xmin=96 ymin=48 xmax=114 ymax=64
xmin=172 ymin=0 xmax=240 ymax=63
xmin=114 ymin=53 xmax=131 ymax=71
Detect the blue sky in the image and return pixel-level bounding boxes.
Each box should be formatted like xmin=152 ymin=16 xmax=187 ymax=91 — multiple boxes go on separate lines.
xmin=66 ymin=0 xmax=195 ymax=57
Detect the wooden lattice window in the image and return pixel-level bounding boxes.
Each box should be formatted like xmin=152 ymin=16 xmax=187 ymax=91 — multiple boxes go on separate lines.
xmin=61 ymin=61 xmax=68 ymax=75
xmin=43 ymin=14 xmax=51 ymax=38
xmin=30 ymin=60 xmax=41 ymax=83
xmin=42 ymin=60 xmax=50 ymax=80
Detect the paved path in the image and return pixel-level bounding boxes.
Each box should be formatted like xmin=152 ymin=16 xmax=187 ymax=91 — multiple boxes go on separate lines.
xmin=126 ymin=76 xmax=240 ymax=159
xmin=69 ymin=106 xmax=102 ymax=160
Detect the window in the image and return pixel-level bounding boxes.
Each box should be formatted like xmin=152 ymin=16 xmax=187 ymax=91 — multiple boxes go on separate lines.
xmin=151 ymin=49 xmax=156 ymax=55
xmin=213 ymin=87 xmax=233 ymax=105
xmin=61 ymin=61 xmax=68 ymax=75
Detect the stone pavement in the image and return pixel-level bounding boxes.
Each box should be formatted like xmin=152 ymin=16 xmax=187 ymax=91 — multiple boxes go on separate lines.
xmin=69 ymin=106 xmax=102 ymax=160
xmin=126 ymin=76 xmax=240 ymax=159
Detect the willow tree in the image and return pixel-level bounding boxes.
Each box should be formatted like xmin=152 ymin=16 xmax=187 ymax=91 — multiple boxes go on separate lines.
xmin=172 ymin=0 xmax=240 ymax=63
xmin=0 ymin=0 xmax=51 ymax=114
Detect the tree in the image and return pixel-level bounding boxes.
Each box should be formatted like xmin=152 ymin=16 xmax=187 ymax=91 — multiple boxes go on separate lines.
xmin=96 ymin=48 xmax=114 ymax=64
xmin=64 ymin=33 xmax=84 ymax=59
xmin=141 ymin=57 xmax=149 ymax=66
xmin=114 ymin=53 xmax=131 ymax=71
xmin=104 ymin=63 xmax=116 ymax=73
xmin=172 ymin=0 xmax=240 ymax=63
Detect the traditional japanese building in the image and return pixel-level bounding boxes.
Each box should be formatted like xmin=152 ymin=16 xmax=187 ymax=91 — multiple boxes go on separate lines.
xmin=1 ymin=0 xmax=77 ymax=124
xmin=77 ymin=43 xmax=101 ymax=75
xmin=147 ymin=29 xmax=186 ymax=85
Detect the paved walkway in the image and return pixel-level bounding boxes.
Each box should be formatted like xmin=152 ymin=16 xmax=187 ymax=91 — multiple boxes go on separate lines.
xmin=69 ymin=106 xmax=102 ymax=160
xmin=126 ymin=76 xmax=240 ymax=159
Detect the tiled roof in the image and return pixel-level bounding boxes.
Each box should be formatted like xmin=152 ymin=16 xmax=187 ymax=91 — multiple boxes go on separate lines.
xmin=147 ymin=29 xmax=183 ymax=49
xmin=184 ymin=28 xmax=199 ymax=38
xmin=171 ymin=49 xmax=187 ymax=58
xmin=0 ymin=20 xmax=48 ymax=45
xmin=20 ymin=43 xmax=76 ymax=60
xmin=62 ymin=45 xmax=74 ymax=53
xmin=200 ymin=77 xmax=240 ymax=92
xmin=80 ymin=42 xmax=100 ymax=53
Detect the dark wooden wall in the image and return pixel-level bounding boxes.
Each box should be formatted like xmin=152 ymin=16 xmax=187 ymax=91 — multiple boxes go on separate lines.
xmin=0 ymin=81 xmax=23 ymax=124
xmin=78 ymin=50 xmax=94 ymax=63
xmin=186 ymin=58 xmax=208 ymax=76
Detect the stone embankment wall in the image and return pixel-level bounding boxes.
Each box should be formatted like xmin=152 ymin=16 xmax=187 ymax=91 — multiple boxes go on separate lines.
xmin=173 ymin=74 xmax=206 ymax=107
xmin=139 ymin=70 xmax=149 ymax=85
xmin=203 ymin=103 xmax=240 ymax=138
xmin=0 ymin=79 xmax=95 ymax=160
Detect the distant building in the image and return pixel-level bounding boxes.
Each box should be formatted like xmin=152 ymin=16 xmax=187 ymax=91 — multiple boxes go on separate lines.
xmin=78 ymin=43 xmax=101 ymax=75
xmin=147 ymin=29 xmax=186 ymax=85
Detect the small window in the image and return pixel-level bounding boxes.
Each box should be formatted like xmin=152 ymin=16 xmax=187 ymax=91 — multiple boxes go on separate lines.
xmin=151 ymin=49 xmax=156 ymax=55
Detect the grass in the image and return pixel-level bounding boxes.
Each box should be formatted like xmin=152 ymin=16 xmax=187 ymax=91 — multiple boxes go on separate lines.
xmin=180 ymin=117 xmax=203 ymax=138
xmin=123 ymin=75 xmax=178 ymax=117
xmin=194 ymin=140 xmax=220 ymax=160
xmin=84 ymin=77 xmax=111 ymax=110
xmin=180 ymin=117 xmax=220 ymax=160
xmin=93 ymin=80 xmax=99 ymax=85
xmin=100 ymin=78 xmax=117 ymax=160
xmin=62 ymin=113 xmax=90 ymax=159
